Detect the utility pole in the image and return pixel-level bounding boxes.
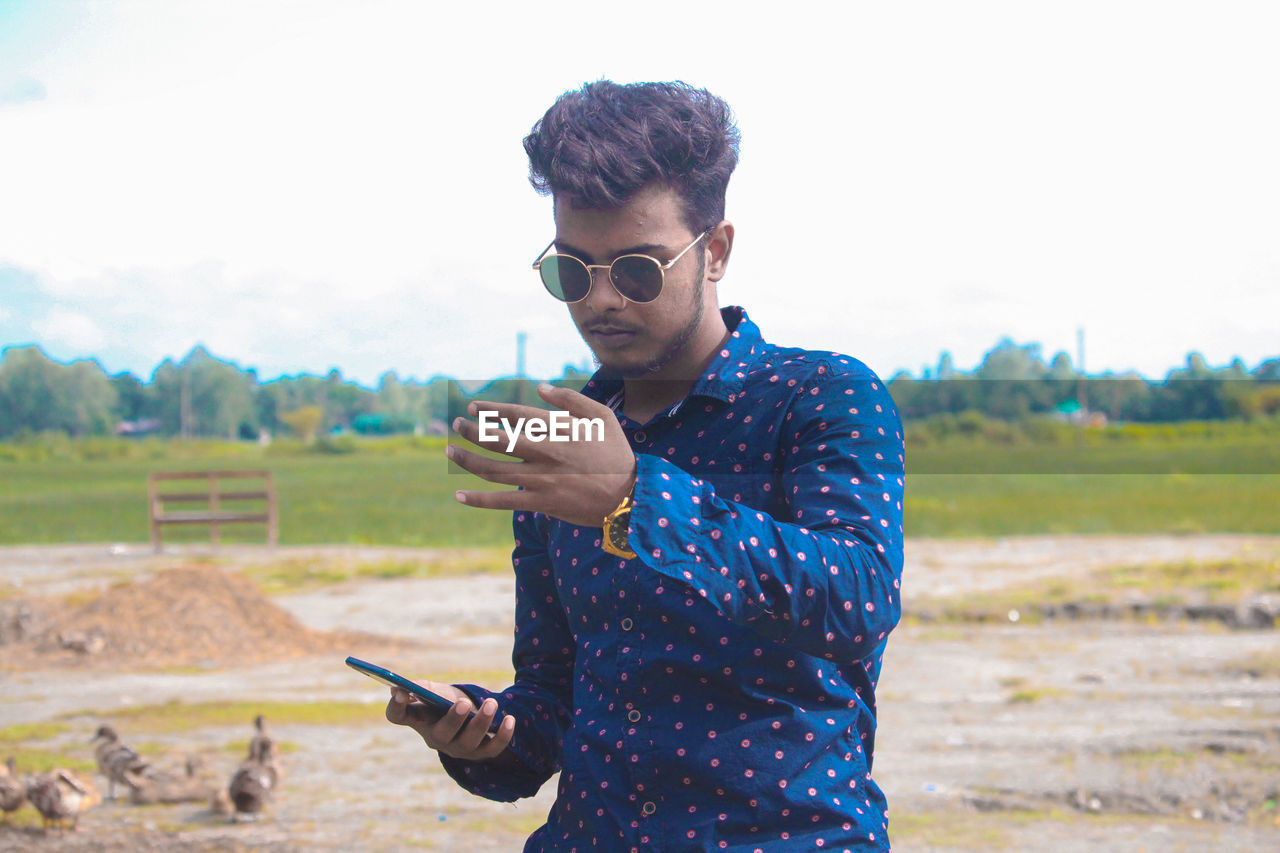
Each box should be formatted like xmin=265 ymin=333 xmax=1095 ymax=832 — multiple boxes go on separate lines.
xmin=1076 ymin=327 xmax=1087 ymax=416
xmin=516 ymin=331 xmax=528 ymax=405
xmin=180 ymin=362 xmax=193 ymax=440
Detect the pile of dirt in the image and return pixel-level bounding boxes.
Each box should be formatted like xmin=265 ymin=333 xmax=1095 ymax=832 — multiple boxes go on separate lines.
xmin=0 ymin=596 xmax=64 ymax=645
xmin=18 ymin=565 xmax=374 ymax=669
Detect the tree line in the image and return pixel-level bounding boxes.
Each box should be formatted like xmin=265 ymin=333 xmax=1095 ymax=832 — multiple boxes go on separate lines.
xmin=0 ymin=344 xmax=590 ymax=441
xmin=890 ymin=339 xmax=1280 ymax=423
xmin=0 ymin=339 xmax=1276 ymax=441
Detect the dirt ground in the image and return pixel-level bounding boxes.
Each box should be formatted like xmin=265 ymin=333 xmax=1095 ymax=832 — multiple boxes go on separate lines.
xmin=2 ymin=536 xmax=1278 ymax=851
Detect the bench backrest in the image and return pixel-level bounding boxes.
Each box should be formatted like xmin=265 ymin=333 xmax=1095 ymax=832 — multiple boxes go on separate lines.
xmin=148 ymin=470 xmax=278 ymax=549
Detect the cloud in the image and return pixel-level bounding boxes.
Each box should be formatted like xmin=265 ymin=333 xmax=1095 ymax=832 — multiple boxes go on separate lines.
xmin=2 ymin=259 xmax=586 ymax=385
xmin=31 ymin=307 xmax=106 ymax=352
xmin=0 ymin=75 xmax=46 ymax=106
xmin=2 ymin=2 xmax=1277 ymax=384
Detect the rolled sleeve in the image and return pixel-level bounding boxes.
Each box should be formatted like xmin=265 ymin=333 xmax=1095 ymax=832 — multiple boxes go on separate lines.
xmin=629 ymin=365 xmax=905 ymax=663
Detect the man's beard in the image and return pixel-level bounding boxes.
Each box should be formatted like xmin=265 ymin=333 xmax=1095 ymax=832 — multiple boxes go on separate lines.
xmin=592 ymin=271 xmax=705 ymax=379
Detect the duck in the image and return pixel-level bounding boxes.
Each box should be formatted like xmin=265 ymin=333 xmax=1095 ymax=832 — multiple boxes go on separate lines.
xmin=248 ymin=715 xmax=282 ymax=770
xmin=210 ymin=785 xmax=234 ymax=818
xmin=91 ymin=724 xmax=149 ymax=800
xmin=24 ymin=768 xmax=99 ymax=832
xmin=127 ymin=753 xmax=214 ymax=805
xmin=227 ymin=727 xmax=281 ymax=822
xmin=0 ymin=757 xmax=26 ymax=824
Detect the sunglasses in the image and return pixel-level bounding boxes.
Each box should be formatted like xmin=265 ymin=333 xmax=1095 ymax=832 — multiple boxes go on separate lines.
xmin=531 ymin=229 xmax=711 ymax=304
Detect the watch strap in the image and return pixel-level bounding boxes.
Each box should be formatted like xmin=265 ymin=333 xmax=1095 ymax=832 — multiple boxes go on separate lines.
xmin=602 ymin=481 xmax=637 ymax=559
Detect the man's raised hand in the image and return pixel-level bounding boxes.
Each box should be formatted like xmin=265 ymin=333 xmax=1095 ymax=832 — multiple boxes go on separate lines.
xmin=447 ymin=383 xmax=636 ymax=527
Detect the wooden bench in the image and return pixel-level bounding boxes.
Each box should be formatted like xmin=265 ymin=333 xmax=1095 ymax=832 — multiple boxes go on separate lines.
xmin=148 ymin=470 xmax=278 ymax=552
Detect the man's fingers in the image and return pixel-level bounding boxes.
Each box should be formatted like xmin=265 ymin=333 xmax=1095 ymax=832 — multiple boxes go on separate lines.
xmin=471 ymin=714 xmax=516 ymax=760
xmin=425 ymin=700 xmax=473 ymax=749
xmin=464 ymin=398 xmax=551 ymax=421
xmin=452 ymin=698 xmax=501 ymax=755
xmin=385 ymin=691 xmax=410 ymax=726
xmin=454 ymin=487 xmax=535 ymax=512
xmin=389 ymin=688 xmax=515 ymax=763
xmin=454 ymin=394 xmax=613 ymax=458
xmin=461 ymin=399 xmax=564 ymax=435
xmin=386 ymin=690 xmax=445 ymax=732
xmin=385 ymin=683 xmax=513 ymax=762
xmin=452 ymin=412 xmax=555 ymax=461
xmin=452 ymin=413 xmax=513 ymax=456
xmin=536 ymin=383 xmax=610 ymax=421
xmin=447 ymin=444 xmax=526 ymax=486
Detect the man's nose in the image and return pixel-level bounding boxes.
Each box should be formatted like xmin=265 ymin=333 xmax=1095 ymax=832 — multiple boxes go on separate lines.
xmin=583 ymin=266 xmax=627 ymax=310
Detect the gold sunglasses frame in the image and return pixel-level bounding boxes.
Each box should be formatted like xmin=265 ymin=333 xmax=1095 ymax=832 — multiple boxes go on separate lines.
xmin=531 ymin=229 xmax=711 ymax=304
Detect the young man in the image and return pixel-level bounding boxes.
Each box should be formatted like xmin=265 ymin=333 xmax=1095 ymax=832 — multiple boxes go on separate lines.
xmin=387 ymin=80 xmax=905 ymax=852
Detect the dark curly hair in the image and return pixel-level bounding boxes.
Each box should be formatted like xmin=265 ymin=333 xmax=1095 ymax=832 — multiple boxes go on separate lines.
xmin=523 ymin=80 xmax=741 ymax=234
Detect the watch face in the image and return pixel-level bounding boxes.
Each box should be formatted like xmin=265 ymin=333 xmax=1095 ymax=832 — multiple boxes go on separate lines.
xmin=605 ymin=509 xmax=633 ymax=556
xmin=608 ymin=512 xmax=630 ymax=546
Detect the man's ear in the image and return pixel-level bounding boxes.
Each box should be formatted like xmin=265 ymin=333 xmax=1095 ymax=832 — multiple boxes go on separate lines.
xmin=705 ymin=221 xmax=734 ymax=283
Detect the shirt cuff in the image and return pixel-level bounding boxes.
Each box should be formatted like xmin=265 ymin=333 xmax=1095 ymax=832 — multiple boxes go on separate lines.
xmin=436 ymin=683 xmax=546 ymax=802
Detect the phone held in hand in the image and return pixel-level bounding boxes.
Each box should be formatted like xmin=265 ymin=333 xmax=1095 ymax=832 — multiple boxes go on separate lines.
xmin=345 ymin=656 xmax=502 ymax=732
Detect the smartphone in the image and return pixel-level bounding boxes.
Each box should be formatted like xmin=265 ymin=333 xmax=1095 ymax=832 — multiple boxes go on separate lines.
xmin=345 ymin=656 xmax=501 ymax=732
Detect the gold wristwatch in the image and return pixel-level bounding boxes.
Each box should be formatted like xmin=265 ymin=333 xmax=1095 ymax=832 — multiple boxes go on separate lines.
xmin=601 ymin=482 xmax=637 ymax=559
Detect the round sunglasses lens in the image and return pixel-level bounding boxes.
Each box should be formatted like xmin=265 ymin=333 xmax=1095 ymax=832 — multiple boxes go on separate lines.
xmin=540 ymin=257 xmax=591 ymax=302
xmin=610 ymin=256 xmax=663 ymax=302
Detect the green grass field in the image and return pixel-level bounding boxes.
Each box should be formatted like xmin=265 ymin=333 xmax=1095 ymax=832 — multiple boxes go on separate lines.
xmin=0 ymin=434 xmax=1277 ymax=544
xmin=0 ymin=445 xmax=513 ymax=546
xmin=907 ymin=432 xmax=1280 ymax=474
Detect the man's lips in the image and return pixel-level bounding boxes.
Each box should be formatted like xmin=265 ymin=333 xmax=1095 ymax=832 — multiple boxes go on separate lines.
xmin=586 ymin=325 xmax=638 ymax=338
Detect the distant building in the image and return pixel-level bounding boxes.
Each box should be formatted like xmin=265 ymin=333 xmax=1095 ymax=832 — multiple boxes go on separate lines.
xmin=1053 ymin=400 xmax=1107 ymax=427
xmin=115 ymin=418 xmax=161 ymax=437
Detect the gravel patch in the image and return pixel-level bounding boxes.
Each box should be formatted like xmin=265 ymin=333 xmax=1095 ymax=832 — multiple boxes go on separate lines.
xmin=2 ymin=538 xmax=1278 ymax=851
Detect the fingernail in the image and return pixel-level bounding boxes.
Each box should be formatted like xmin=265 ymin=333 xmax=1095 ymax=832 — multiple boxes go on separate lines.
xmin=445 ymin=445 xmax=456 ymax=460
xmin=455 ymin=491 xmax=466 ymax=504
xmin=452 ymin=417 xmax=463 ymax=432
xmin=538 ymin=383 xmax=553 ymax=393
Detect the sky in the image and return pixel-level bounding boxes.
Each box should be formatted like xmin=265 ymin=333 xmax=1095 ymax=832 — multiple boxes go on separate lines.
xmin=1 ymin=0 xmax=1278 ymax=386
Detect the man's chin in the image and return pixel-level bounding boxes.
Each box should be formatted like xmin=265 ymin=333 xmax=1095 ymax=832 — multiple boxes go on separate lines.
xmin=592 ymin=331 xmax=698 ymax=379
xmin=588 ymin=344 xmax=672 ymax=377
xmin=592 ymin=352 xmax=653 ymax=378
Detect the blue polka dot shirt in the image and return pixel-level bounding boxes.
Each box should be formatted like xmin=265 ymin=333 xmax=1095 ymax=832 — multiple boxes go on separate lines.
xmin=443 ymin=307 xmax=906 ymax=852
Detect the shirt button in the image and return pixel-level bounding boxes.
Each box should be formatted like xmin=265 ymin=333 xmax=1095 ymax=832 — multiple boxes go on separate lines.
xmin=642 ymin=801 xmax=657 ymax=816
xmin=633 ymin=430 xmax=647 ymax=443
xmin=620 ymin=618 xmax=634 ymax=631
xmin=628 ymin=709 xmax=642 ymax=723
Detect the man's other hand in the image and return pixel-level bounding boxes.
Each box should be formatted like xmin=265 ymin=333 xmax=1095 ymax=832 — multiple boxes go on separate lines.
xmin=385 ymin=681 xmax=516 ymax=763
xmin=447 ymin=383 xmax=637 ymax=527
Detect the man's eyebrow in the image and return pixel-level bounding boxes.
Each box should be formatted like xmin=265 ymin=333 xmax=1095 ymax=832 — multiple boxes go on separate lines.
xmin=554 ymin=241 xmax=670 ymax=263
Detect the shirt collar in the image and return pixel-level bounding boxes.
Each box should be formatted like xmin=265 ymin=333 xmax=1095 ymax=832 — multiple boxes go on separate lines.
xmin=579 ymin=306 xmax=763 ymax=412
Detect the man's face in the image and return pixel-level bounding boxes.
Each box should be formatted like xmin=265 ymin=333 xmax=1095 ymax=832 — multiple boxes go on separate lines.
xmin=552 ymin=183 xmax=711 ymax=378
